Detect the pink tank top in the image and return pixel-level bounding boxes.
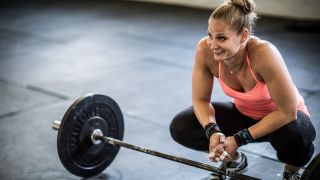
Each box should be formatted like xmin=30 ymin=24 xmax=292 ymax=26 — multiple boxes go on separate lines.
xmin=218 ymin=54 xmax=310 ymax=120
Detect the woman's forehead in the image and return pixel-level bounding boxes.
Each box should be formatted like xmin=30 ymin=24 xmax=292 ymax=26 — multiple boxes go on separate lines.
xmin=208 ymin=18 xmax=234 ymax=34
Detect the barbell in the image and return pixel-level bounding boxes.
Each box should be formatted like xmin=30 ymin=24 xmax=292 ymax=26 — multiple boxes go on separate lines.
xmin=52 ymin=93 xmax=320 ymax=179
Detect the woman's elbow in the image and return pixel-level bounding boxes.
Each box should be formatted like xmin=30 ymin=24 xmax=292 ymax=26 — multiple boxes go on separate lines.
xmin=285 ymin=109 xmax=298 ymax=123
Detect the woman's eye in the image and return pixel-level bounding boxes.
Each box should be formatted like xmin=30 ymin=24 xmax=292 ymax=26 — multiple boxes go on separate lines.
xmin=217 ymin=36 xmax=225 ymax=41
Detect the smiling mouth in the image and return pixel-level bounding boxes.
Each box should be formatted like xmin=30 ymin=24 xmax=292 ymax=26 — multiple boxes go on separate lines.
xmin=213 ymin=50 xmax=224 ymax=55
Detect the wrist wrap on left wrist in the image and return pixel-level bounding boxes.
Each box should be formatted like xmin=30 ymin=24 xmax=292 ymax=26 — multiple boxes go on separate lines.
xmin=233 ymin=128 xmax=254 ymax=147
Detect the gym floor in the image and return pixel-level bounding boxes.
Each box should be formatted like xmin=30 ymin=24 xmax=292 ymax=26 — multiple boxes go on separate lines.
xmin=0 ymin=0 xmax=319 ymax=179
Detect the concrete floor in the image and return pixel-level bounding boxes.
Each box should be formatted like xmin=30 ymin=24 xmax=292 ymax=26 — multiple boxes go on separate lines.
xmin=0 ymin=0 xmax=319 ymax=179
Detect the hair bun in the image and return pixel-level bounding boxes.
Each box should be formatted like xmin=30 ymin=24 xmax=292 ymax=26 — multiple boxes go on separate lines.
xmin=230 ymin=0 xmax=255 ymax=14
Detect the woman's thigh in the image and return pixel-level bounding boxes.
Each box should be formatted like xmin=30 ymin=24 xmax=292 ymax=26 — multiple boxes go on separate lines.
xmin=170 ymin=102 xmax=258 ymax=151
xmin=213 ymin=102 xmax=258 ymax=136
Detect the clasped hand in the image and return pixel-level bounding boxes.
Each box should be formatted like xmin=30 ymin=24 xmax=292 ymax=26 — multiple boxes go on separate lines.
xmin=208 ymin=132 xmax=238 ymax=162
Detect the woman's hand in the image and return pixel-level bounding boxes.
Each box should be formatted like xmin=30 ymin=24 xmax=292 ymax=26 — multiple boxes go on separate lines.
xmin=223 ymin=136 xmax=239 ymax=159
xmin=208 ymin=132 xmax=229 ymax=162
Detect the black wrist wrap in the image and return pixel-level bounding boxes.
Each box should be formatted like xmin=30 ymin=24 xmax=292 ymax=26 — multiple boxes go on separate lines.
xmin=233 ymin=128 xmax=254 ymax=147
xmin=204 ymin=123 xmax=221 ymax=140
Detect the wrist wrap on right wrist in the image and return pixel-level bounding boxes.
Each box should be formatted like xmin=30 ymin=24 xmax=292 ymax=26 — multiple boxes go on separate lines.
xmin=204 ymin=123 xmax=221 ymax=140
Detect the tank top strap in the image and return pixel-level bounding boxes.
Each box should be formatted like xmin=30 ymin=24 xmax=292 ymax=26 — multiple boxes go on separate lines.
xmin=246 ymin=53 xmax=259 ymax=82
xmin=218 ymin=61 xmax=222 ymax=78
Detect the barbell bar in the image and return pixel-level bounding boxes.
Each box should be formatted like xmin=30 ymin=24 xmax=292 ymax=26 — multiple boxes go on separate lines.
xmin=52 ymin=120 xmax=258 ymax=180
xmin=52 ymin=94 xmax=320 ymax=179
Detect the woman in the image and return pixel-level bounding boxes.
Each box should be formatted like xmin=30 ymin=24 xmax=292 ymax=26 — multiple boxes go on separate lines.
xmin=170 ymin=0 xmax=316 ymax=179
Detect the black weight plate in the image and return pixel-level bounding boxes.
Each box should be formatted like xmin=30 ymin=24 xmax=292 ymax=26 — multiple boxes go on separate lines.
xmin=57 ymin=94 xmax=124 ymax=178
xmin=302 ymin=152 xmax=320 ymax=180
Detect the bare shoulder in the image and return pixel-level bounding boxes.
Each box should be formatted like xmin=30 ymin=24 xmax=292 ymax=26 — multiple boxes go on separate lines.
xmin=195 ymin=37 xmax=217 ymax=76
xmin=196 ymin=37 xmax=211 ymax=58
xmin=247 ymin=36 xmax=281 ymax=64
xmin=247 ymin=36 xmax=284 ymax=80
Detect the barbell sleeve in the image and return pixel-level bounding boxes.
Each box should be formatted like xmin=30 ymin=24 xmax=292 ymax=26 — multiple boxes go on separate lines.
xmin=52 ymin=120 xmax=61 ymax=131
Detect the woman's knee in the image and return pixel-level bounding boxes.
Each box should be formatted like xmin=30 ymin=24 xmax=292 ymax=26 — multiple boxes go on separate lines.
xmin=169 ymin=107 xmax=208 ymax=151
xmin=169 ymin=115 xmax=184 ymax=143
xmin=170 ymin=107 xmax=195 ymax=143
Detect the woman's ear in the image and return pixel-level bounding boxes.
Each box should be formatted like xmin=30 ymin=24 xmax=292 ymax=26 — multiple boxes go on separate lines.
xmin=240 ymin=28 xmax=249 ymax=43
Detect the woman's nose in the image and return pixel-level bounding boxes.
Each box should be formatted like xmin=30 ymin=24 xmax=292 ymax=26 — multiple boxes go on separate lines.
xmin=208 ymin=39 xmax=217 ymax=50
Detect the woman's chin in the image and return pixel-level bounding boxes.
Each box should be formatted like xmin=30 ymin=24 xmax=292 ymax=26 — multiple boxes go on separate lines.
xmin=214 ymin=50 xmax=227 ymax=57
xmin=213 ymin=53 xmax=226 ymax=61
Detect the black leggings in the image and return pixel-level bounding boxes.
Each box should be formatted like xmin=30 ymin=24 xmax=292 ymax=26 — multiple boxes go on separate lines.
xmin=170 ymin=102 xmax=316 ymax=167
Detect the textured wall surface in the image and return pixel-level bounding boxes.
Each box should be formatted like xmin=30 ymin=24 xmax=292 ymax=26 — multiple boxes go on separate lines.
xmin=131 ymin=0 xmax=320 ymax=20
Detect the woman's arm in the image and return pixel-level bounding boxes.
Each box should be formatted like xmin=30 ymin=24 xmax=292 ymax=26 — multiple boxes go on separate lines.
xmin=193 ymin=38 xmax=230 ymax=161
xmin=248 ymin=42 xmax=298 ymax=140
xmin=192 ymin=38 xmax=216 ymax=128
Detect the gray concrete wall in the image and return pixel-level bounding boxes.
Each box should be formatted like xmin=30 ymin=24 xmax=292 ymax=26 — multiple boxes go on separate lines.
xmin=131 ymin=0 xmax=320 ymax=20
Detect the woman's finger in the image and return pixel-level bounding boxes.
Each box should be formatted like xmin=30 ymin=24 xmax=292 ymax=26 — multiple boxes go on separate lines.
xmin=208 ymin=152 xmax=215 ymax=158
xmin=219 ymin=134 xmax=226 ymax=144
xmin=212 ymin=143 xmax=225 ymax=155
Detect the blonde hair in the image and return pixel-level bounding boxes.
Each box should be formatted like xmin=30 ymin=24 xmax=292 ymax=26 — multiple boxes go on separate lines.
xmin=210 ymin=0 xmax=257 ymax=34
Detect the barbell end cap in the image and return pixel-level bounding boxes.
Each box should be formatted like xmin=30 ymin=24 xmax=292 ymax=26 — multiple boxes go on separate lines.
xmin=91 ymin=129 xmax=104 ymax=145
xmin=52 ymin=120 xmax=61 ymax=131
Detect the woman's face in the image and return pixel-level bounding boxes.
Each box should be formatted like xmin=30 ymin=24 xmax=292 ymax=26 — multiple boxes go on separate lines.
xmin=207 ymin=18 xmax=243 ymax=61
